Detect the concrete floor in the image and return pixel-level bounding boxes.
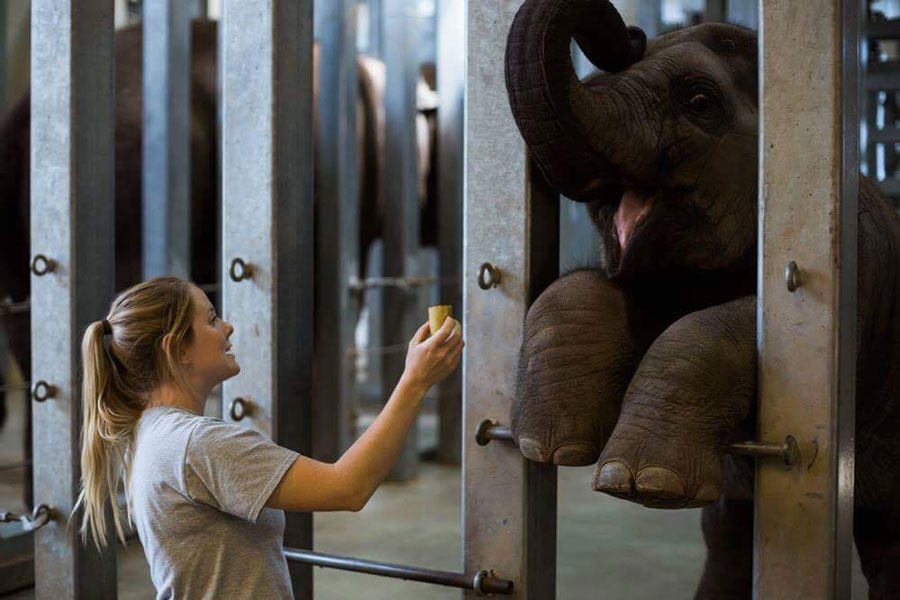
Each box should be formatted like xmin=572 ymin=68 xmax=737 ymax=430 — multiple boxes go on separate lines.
xmin=1 ymin=381 xmax=870 ymax=599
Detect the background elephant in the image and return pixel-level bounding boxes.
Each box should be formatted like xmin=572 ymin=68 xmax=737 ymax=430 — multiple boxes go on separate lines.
xmin=505 ymin=0 xmax=900 ymax=597
xmin=0 ymin=19 xmax=438 ymax=504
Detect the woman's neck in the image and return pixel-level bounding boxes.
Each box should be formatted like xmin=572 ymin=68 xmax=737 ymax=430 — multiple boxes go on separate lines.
xmin=145 ymin=380 xmax=206 ymax=415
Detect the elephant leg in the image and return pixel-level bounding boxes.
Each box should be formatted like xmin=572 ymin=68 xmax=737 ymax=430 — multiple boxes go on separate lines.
xmin=855 ymin=507 xmax=900 ymax=599
xmin=694 ymin=497 xmax=753 ymax=599
xmin=593 ymin=296 xmax=756 ymax=507
xmin=512 ymin=269 xmax=635 ymax=466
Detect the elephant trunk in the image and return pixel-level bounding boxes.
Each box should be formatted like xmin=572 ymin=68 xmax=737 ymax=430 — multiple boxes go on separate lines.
xmin=504 ymin=0 xmax=645 ymax=200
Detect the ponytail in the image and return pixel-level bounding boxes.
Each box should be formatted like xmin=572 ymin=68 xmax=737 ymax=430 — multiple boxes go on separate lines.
xmin=73 ymin=276 xmax=196 ymax=549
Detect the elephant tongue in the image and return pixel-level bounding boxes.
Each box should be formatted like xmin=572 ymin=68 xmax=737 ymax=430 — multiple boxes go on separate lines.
xmin=615 ymin=189 xmax=653 ymax=251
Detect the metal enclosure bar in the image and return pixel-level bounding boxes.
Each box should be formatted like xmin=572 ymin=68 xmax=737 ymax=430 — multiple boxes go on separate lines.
xmin=755 ymin=0 xmax=858 ymax=597
xmin=30 ymin=0 xmax=117 ymax=597
xmin=435 ymin=0 xmax=464 ymax=465
xmin=381 ymin=0 xmax=420 ymax=481
xmin=0 ymin=2 xmax=6 ymax=111
xmin=143 ymin=0 xmax=192 ymax=279
xmin=313 ymin=0 xmax=359 ymax=462
xmin=464 ymin=2 xmax=560 ymax=597
xmin=220 ymin=0 xmax=314 ymax=595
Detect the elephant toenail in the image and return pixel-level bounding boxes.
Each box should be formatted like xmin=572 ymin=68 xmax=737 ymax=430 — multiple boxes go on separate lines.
xmin=635 ymin=467 xmax=685 ymax=498
xmin=552 ymin=443 xmax=599 ymax=466
xmin=695 ymin=483 xmax=720 ymax=503
xmin=518 ymin=437 xmax=550 ymax=463
xmin=593 ymin=461 xmax=633 ymax=494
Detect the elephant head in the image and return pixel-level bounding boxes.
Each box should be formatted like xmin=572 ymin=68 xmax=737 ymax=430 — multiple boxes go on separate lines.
xmin=505 ymin=0 xmax=759 ymax=281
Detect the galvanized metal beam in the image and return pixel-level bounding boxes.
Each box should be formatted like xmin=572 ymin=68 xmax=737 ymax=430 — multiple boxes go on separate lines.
xmin=0 ymin=2 xmax=7 ymax=112
xmin=220 ymin=0 xmax=314 ymax=595
xmin=313 ymin=0 xmax=359 ymax=462
xmin=435 ymin=0 xmax=464 ymax=465
xmin=143 ymin=0 xmax=192 ymax=279
xmin=382 ymin=0 xmax=421 ymax=481
xmin=755 ymin=0 xmax=858 ymax=597
xmin=30 ymin=0 xmax=117 ymax=596
xmin=464 ymin=2 xmax=560 ymax=597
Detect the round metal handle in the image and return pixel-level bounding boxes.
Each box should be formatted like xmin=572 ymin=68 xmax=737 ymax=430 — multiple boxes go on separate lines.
xmin=785 ymin=260 xmax=801 ymax=293
xmin=229 ymin=258 xmax=253 ymax=282
xmin=31 ymin=255 xmax=56 ymax=277
xmin=31 ymin=380 xmax=56 ymax=403
xmin=477 ymin=263 xmax=501 ymax=290
xmin=230 ymin=397 xmax=252 ymax=421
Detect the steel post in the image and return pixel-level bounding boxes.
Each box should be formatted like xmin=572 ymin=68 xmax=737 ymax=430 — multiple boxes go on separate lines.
xmin=220 ymin=0 xmax=315 ymax=595
xmin=382 ymin=0 xmax=421 ymax=481
xmin=435 ymin=0 xmax=464 ymax=465
xmin=755 ymin=0 xmax=858 ymax=597
xmin=142 ymin=0 xmax=192 ymax=280
xmin=314 ymin=0 xmax=359 ymax=462
xmin=464 ymin=2 xmax=560 ymax=597
xmin=30 ymin=0 xmax=117 ymax=596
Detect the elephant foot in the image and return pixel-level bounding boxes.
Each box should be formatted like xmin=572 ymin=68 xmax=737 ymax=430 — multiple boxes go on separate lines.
xmin=592 ymin=426 xmax=722 ymax=508
xmin=512 ymin=270 xmax=634 ymax=467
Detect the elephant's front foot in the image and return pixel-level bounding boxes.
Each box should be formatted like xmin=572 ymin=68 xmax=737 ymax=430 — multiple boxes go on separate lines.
xmin=512 ymin=270 xmax=634 ymax=466
xmin=592 ymin=418 xmax=723 ymax=508
xmin=593 ymin=296 xmax=757 ymax=508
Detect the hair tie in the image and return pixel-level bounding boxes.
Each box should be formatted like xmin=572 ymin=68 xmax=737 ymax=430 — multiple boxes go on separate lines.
xmin=101 ymin=318 xmax=112 ymax=336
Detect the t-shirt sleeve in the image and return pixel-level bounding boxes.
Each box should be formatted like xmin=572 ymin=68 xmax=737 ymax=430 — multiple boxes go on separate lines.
xmin=182 ymin=417 xmax=299 ymax=523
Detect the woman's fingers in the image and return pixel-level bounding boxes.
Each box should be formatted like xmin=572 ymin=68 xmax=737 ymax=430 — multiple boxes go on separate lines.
xmin=411 ymin=321 xmax=431 ymax=345
xmin=428 ymin=316 xmax=457 ymax=345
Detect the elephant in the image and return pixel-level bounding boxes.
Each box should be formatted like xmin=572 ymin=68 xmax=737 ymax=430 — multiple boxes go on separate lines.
xmin=504 ymin=0 xmax=900 ymax=597
xmin=0 ymin=19 xmax=438 ymax=504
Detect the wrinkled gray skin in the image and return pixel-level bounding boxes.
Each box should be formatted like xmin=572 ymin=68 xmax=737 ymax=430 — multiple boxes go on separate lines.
xmin=505 ymin=1 xmax=900 ymax=598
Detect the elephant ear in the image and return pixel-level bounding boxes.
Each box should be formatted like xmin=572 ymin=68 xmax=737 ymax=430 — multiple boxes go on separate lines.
xmin=505 ymin=0 xmax=646 ymax=200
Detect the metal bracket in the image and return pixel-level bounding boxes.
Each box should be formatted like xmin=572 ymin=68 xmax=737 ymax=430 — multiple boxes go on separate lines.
xmin=785 ymin=260 xmax=801 ymax=292
xmin=229 ymin=397 xmax=253 ymax=421
xmin=0 ymin=504 xmax=53 ymax=532
xmin=229 ymin=257 xmax=253 ymax=282
xmin=30 ymin=254 xmax=56 ymax=277
xmin=31 ymin=380 xmax=57 ymax=403
xmin=477 ymin=263 xmax=501 ymax=290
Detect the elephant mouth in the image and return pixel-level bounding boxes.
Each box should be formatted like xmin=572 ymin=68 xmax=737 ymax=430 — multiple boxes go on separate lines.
xmin=614 ymin=188 xmax=656 ymax=253
xmin=590 ymin=182 xmax=661 ymax=270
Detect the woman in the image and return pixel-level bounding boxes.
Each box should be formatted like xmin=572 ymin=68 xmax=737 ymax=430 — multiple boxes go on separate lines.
xmin=75 ymin=276 xmax=463 ymax=598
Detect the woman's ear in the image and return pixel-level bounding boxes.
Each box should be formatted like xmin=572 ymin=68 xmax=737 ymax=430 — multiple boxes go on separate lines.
xmin=161 ymin=333 xmax=192 ymax=367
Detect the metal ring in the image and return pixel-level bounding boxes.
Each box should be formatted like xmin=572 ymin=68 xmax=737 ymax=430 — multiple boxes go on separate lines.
xmin=26 ymin=504 xmax=51 ymax=532
xmin=785 ymin=260 xmax=801 ymax=292
xmin=229 ymin=258 xmax=252 ymax=282
xmin=475 ymin=419 xmax=497 ymax=446
xmin=31 ymin=380 xmax=56 ymax=403
xmin=477 ymin=263 xmax=501 ymax=290
xmin=230 ymin=397 xmax=251 ymax=421
xmin=472 ymin=570 xmax=490 ymax=596
xmin=30 ymin=254 xmax=56 ymax=277
xmin=782 ymin=435 xmax=800 ymax=466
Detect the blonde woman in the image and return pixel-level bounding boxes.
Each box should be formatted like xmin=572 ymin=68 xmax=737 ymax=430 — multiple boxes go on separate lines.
xmin=75 ymin=276 xmax=463 ymax=598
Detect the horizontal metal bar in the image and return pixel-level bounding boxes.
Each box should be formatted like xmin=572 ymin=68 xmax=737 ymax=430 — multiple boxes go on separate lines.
xmin=0 ymin=283 xmax=218 ymax=317
xmin=346 ymin=343 xmax=408 ymax=358
xmin=0 ymin=461 xmax=31 ymax=473
xmin=868 ymin=126 xmax=900 ymax=144
xmin=0 ymin=505 xmax=52 ymax=532
xmin=0 ymin=382 xmax=31 ymax=394
xmin=348 ymin=275 xmax=459 ymax=292
xmin=867 ymin=19 xmax=900 ymax=39
xmin=283 ymin=547 xmax=513 ymax=595
xmin=475 ymin=420 xmax=799 ymax=465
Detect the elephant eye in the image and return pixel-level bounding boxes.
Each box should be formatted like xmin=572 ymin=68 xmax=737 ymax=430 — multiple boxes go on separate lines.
xmin=689 ymin=93 xmax=710 ymax=111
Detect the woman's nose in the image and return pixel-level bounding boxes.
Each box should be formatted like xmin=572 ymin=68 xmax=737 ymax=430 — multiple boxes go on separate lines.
xmin=225 ymin=321 xmax=234 ymax=336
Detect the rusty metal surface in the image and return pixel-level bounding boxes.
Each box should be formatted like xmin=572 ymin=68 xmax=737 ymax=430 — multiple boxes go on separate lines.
xmin=30 ymin=0 xmax=117 ymax=596
xmin=220 ymin=0 xmax=314 ymax=594
xmin=755 ymin=0 xmax=858 ymax=597
xmin=463 ymin=2 xmax=559 ymax=597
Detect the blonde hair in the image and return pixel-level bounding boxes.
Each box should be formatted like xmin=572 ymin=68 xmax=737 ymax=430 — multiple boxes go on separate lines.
xmin=75 ymin=276 xmax=197 ymax=549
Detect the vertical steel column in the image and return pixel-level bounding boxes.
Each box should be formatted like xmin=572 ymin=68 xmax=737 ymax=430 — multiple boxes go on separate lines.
xmin=705 ymin=0 xmax=726 ymax=22
xmin=382 ymin=0 xmax=420 ymax=481
xmin=755 ymin=0 xmax=858 ymax=597
xmin=314 ymin=0 xmax=359 ymax=462
xmin=368 ymin=0 xmax=384 ymax=59
xmin=143 ymin=0 xmax=191 ymax=279
xmin=435 ymin=0 xmax=464 ymax=465
xmin=221 ymin=0 xmax=314 ymax=595
xmin=0 ymin=2 xmax=7 ymax=112
xmin=464 ymin=2 xmax=559 ymax=598
xmin=30 ymin=0 xmax=117 ymax=597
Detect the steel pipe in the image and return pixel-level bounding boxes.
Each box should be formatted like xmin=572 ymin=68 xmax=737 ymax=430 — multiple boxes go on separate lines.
xmin=283 ymin=548 xmax=513 ymax=595
xmin=476 ymin=420 xmax=800 ymax=466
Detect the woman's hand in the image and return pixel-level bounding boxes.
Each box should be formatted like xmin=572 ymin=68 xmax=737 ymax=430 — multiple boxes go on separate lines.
xmin=402 ymin=316 xmax=464 ymax=391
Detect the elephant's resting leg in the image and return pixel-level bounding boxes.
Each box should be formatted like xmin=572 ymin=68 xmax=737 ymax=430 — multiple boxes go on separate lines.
xmin=855 ymin=507 xmax=900 ymax=599
xmin=695 ymin=495 xmax=753 ymax=600
xmin=593 ymin=296 xmax=756 ymax=507
xmin=512 ymin=269 xmax=635 ymax=466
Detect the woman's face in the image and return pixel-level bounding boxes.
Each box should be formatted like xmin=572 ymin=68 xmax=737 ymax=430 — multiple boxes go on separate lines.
xmin=182 ymin=285 xmax=239 ymax=389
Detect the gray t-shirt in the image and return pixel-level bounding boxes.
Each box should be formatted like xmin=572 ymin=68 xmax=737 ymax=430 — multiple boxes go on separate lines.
xmin=130 ymin=406 xmax=299 ymax=599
